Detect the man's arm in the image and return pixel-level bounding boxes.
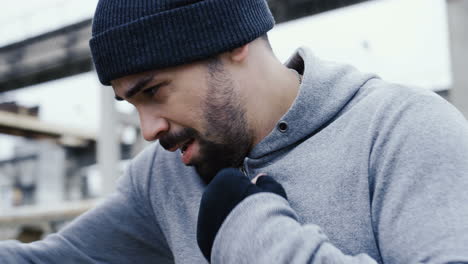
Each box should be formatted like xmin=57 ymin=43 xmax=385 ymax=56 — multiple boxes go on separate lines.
xmin=0 ymin=150 xmax=174 ymax=264
xmin=369 ymin=92 xmax=468 ymax=263
xmin=212 ymin=193 xmax=377 ymax=263
xmin=197 ymin=172 xmax=377 ymax=263
xmin=202 ymin=92 xmax=468 ymax=263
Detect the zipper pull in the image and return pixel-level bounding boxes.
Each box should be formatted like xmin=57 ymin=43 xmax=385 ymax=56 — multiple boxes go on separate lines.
xmin=240 ymin=166 xmax=247 ymax=176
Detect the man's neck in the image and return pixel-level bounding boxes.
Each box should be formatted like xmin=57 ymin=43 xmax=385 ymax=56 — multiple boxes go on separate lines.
xmin=248 ymin=61 xmax=302 ymax=147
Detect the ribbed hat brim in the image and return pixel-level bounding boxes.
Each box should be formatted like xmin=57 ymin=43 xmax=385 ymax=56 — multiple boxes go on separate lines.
xmin=90 ymin=0 xmax=275 ymax=85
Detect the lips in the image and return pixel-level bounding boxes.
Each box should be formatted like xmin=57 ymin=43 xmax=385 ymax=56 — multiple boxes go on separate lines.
xmin=181 ymin=138 xmax=198 ymax=165
xmin=167 ymin=138 xmax=194 ymax=152
xmin=159 ymin=128 xmax=200 ymax=164
xmin=159 ymin=128 xmax=198 ymax=152
xmin=181 ymin=138 xmax=195 ymax=154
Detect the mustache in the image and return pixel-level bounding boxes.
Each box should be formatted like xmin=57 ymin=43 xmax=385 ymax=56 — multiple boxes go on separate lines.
xmin=159 ymin=128 xmax=198 ymax=150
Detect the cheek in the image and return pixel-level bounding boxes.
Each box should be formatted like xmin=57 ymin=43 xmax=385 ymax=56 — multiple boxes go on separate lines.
xmin=164 ymin=94 xmax=205 ymax=128
xmin=174 ymin=84 xmax=207 ymax=111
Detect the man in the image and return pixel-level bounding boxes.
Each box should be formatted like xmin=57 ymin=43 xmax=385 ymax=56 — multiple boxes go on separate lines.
xmin=1 ymin=0 xmax=468 ymax=263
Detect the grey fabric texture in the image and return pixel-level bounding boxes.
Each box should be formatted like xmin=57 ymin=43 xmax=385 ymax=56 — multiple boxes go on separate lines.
xmin=1 ymin=47 xmax=468 ymax=263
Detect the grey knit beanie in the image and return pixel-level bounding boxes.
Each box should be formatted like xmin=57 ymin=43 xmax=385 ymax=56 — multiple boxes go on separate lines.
xmin=89 ymin=0 xmax=275 ymax=85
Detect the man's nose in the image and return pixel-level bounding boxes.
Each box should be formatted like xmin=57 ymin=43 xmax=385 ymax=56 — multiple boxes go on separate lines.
xmin=139 ymin=113 xmax=169 ymax=141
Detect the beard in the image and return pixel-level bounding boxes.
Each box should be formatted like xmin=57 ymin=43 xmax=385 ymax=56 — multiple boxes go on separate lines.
xmin=160 ymin=125 xmax=250 ymax=184
xmin=159 ymin=58 xmax=252 ymax=184
xmin=192 ymin=132 xmax=249 ymax=184
xmin=196 ymin=58 xmax=252 ymax=183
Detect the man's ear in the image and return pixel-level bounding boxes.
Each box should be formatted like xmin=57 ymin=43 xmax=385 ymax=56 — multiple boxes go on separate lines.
xmin=229 ymin=44 xmax=249 ymax=63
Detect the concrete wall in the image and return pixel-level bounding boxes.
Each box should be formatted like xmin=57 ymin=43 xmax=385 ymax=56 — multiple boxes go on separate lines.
xmin=447 ymin=0 xmax=468 ymax=119
xmin=35 ymin=141 xmax=66 ymax=205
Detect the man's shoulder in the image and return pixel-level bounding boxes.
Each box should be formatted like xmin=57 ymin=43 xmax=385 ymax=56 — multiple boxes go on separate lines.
xmin=125 ymin=141 xmax=202 ymax=191
xmin=358 ymin=79 xmax=468 ymax=145
xmin=359 ymin=79 xmax=453 ymax=116
xmin=363 ymin=79 xmax=436 ymax=102
xmin=128 ymin=141 xmax=186 ymax=176
xmin=117 ymin=143 xmax=166 ymax=197
xmin=130 ymin=142 xmax=161 ymax=170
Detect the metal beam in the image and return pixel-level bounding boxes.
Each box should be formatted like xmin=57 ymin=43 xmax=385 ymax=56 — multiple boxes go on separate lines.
xmin=0 ymin=19 xmax=92 ymax=93
xmin=0 ymin=155 xmax=37 ymax=166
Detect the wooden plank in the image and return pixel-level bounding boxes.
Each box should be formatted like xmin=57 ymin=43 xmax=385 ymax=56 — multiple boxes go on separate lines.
xmin=0 ymin=110 xmax=96 ymax=141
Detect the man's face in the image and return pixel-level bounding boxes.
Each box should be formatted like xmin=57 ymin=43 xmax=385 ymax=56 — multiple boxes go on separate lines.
xmin=112 ymin=58 xmax=253 ymax=183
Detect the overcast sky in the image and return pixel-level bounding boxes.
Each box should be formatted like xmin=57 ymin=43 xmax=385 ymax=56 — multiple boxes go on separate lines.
xmin=0 ymin=0 xmax=96 ymax=47
xmin=0 ymin=0 xmax=452 ymax=159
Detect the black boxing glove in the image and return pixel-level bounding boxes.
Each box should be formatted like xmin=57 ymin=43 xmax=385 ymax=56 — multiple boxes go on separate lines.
xmin=196 ymin=168 xmax=287 ymax=262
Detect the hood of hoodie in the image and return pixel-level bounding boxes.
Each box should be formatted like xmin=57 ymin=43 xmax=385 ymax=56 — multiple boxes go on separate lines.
xmin=248 ymin=47 xmax=377 ymax=161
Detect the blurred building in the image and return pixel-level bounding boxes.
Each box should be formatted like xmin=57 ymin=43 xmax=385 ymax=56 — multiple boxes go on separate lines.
xmin=0 ymin=102 xmax=95 ymax=207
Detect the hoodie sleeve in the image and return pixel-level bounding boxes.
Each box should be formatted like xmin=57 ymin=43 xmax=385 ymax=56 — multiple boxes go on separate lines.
xmin=211 ymin=192 xmax=377 ymax=263
xmin=211 ymin=93 xmax=468 ymax=263
xmin=0 ymin=148 xmax=174 ymax=264
xmin=368 ymin=92 xmax=468 ymax=263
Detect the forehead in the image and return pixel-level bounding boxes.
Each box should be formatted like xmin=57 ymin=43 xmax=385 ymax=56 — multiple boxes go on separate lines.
xmin=111 ymin=70 xmax=158 ymax=91
xmin=111 ymin=61 xmax=207 ymax=91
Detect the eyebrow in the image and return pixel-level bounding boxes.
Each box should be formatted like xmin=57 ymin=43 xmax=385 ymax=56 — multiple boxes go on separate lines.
xmin=115 ymin=74 xmax=156 ymax=101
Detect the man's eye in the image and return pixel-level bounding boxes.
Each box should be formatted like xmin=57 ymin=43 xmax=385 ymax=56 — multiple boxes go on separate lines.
xmin=142 ymin=81 xmax=169 ymax=98
xmin=143 ymin=86 xmax=158 ymax=96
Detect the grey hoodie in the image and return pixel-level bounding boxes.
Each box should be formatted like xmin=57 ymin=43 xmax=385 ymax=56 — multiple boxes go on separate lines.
xmin=1 ymin=47 xmax=468 ymax=264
